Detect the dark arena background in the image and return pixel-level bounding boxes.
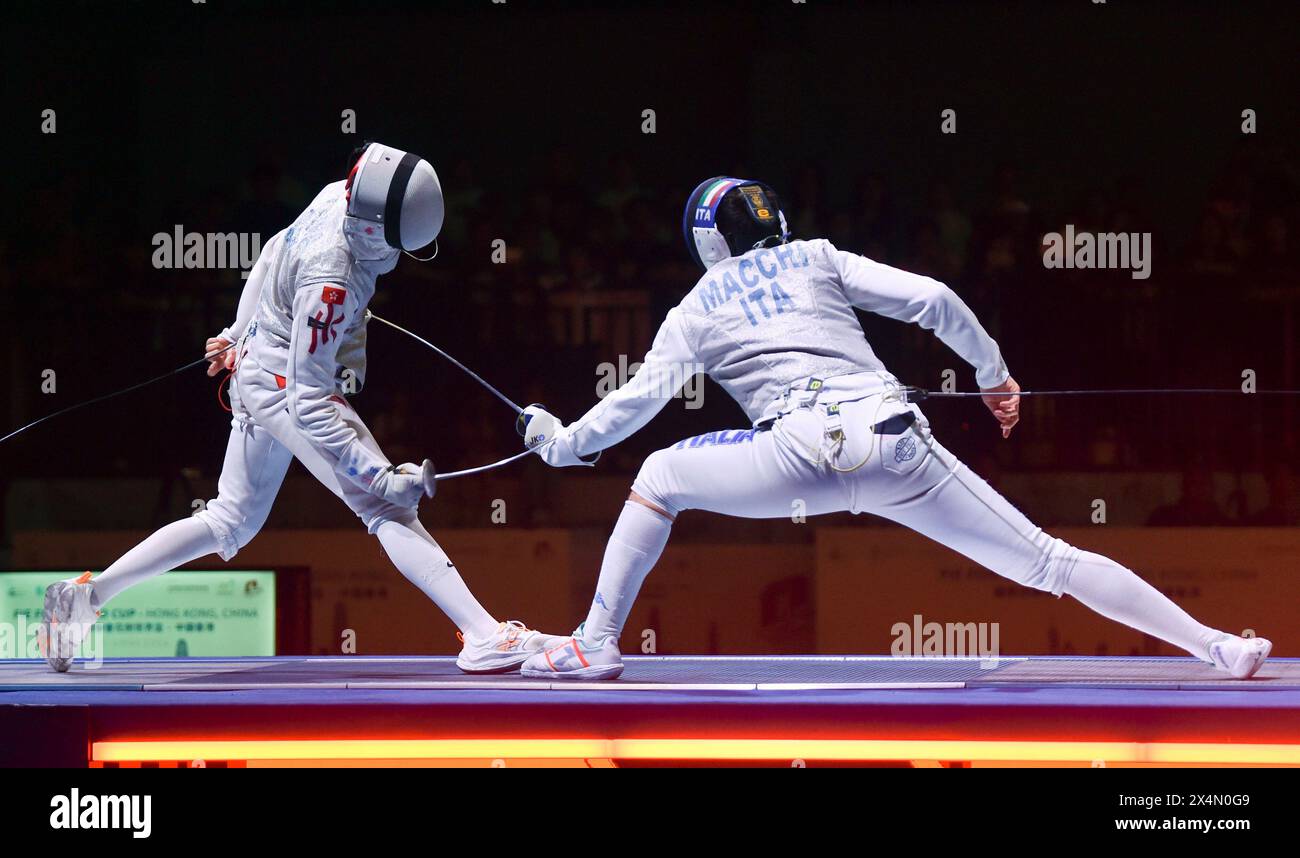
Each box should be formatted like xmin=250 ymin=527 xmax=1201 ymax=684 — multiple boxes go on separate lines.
xmin=3 ymin=0 xmax=1299 ymax=802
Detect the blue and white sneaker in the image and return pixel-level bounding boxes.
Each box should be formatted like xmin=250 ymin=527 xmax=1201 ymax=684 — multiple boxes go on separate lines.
xmin=1208 ymin=634 xmax=1272 ymax=679
xmin=520 ymin=623 xmax=624 ymax=681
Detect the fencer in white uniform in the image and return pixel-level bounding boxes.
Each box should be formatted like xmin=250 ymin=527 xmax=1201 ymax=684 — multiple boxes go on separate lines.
xmin=41 ymin=143 xmax=562 ymax=673
xmin=520 ymin=177 xmax=1272 ymax=680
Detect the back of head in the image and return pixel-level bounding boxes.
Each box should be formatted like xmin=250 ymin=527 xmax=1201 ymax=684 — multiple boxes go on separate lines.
xmin=716 ymin=184 xmax=785 ymax=256
xmin=682 ymin=176 xmax=789 ymax=270
xmin=345 ymin=142 xmax=444 ymax=252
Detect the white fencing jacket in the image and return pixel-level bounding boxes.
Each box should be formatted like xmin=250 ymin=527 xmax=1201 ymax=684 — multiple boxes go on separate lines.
xmin=565 ymin=239 xmax=1010 ymax=457
xmin=222 ymin=181 xmax=400 ymax=491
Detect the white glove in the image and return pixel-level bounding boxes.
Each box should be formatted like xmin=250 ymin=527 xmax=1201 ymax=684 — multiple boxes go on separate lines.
xmin=519 ymin=405 xmax=559 ymax=450
xmin=369 ymin=459 xmax=437 ymax=506
xmin=519 ymin=405 xmax=599 ymax=468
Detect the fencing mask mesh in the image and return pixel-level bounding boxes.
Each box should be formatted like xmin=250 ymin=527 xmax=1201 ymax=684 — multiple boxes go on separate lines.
xmin=346 ymin=142 xmax=444 ymax=251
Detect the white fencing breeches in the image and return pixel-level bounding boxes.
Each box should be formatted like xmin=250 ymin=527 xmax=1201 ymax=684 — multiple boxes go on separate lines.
xmin=195 ymin=347 xmax=414 ymax=560
xmin=94 ymin=346 xmax=498 ymax=636
xmin=625 ymin=393 xmax=1222 ymax=659
xmin=631 ymin=396 xmax=1079 ymax=594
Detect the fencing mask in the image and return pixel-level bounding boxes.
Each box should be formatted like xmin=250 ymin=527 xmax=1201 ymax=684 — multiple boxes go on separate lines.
xmin=682 ymin=176 xmax=789 ymax=270
xmin=345 ymin=142 xmax=444 ymax=252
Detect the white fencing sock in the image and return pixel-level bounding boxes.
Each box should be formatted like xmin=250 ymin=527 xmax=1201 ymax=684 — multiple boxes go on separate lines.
xmin=1063 ymin=551 xmax=1224 ymax=661
xmin=92 ymin=517 xmax=222 ymax=605
xmin=582 ymin=501 xmax=673 ymax=645
xmin=375 ymin=518 xmax=498 ymax=639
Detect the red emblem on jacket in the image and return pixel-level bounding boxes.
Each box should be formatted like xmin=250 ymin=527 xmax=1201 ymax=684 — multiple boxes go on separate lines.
xmin=307 ymin=290 xmax=347 ymax=354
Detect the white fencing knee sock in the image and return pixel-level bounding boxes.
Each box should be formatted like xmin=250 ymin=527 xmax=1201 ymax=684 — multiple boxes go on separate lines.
xmin=92 ymin=517 xmax=222 ymax=605
xmin=375 ymin=519 xmax=498 ymax=639
xmin=582 ymin=501 xmax=673 ymax=646
xmin=1063 ymin=551 xmax=1224 ymax=661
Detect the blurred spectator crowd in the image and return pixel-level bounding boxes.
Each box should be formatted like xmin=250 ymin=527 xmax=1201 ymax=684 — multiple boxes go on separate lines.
xmin=5 ymin=143 xmax=1298 ymax=527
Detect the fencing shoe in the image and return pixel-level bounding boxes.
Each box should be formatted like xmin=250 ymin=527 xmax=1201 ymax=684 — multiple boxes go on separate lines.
xmin=40 ymin=573 xmax=101 ymax=673
xmin=520 ymin=623 xmax=624 ymax=681
xmin=1208 ymin=634 xmax=1272 ymax=679
xmin=455 ymin=620 xmax=567 ymax=674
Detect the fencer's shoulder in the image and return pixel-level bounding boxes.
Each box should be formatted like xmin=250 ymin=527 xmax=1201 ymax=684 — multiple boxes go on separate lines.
xmin=291 ymin=198 xmax=355 ymax=283
xmin=259 ymin=228 xmax=288 ymax=260
xmin=796 ymin=237 xmax=837 ymax=261
xmin=649 ymin=305 xmax=697 ymax=356
xmin=676 ymin=276 xmax=715 ymax=324
xmin=295 ymin=238 xmax=353 ymax=285
xmin=798 ymin=238 xmax=872 ymax=281
xmin=311 ymin=181 xmax=347 ymax=207
xmin=658 ymin=304 xmax=688 ymax=333
xmin=680 ymin=272 xmax=708 ymax=306
xmin=284 ymin=184 xmax=343 ymax=241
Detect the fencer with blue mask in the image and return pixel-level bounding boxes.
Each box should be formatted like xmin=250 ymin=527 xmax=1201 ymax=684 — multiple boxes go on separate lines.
xmin=520 ymin=176 xmax=1271 ymax=680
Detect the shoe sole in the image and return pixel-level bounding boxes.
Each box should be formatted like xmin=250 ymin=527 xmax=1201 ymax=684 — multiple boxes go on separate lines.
xmin=520 ymin=663 xmax=624 ymax=681
xmin=456 ymin=654 xmax=529 ymax=674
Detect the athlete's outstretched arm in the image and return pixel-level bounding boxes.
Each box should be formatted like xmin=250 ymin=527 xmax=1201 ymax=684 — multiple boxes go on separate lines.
xmin=829 ymin=247 xmax=1009 ymax=389
xmin=828 ymin=246 xmax=1021 ymax=436
xmin=532 ymin=308 xmax=697 ymax=466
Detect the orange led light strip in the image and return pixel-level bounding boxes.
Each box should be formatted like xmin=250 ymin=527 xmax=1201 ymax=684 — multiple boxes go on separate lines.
xmin=92 ymin=738 xmax=1300 ymax=765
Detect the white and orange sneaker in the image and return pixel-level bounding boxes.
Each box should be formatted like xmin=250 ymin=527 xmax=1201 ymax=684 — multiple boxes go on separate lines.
xmin=39 ymin=572 xmax=101 ymax=673
xmin=521 ymin=624 xmax=624 ymax=681
xmin=455 ymin=620 xmax=567 ymax=674
xmin=1208 ymin=634 xmax=1272 ymax=679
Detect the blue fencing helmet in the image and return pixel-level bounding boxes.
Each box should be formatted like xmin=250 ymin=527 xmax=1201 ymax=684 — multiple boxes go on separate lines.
xmin=682 ymin=176 xmax=789 ymax=270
